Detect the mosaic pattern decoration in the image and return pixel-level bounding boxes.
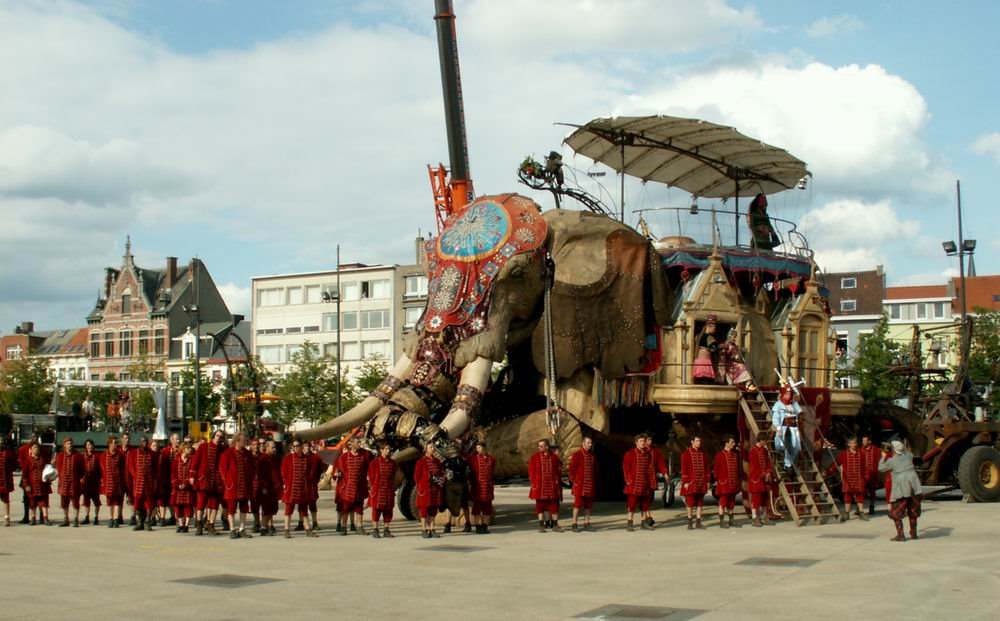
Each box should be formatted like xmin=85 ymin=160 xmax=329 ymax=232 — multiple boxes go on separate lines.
xmin=423 ymin=194 xmax=547 ymax=334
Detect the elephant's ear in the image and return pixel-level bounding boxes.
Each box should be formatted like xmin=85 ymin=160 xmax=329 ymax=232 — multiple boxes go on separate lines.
xmin=532 ymin=210 xmax=672 ymax=380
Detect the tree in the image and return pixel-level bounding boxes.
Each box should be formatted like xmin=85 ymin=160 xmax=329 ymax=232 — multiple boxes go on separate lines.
xmin=0 ymin=357 xmax=53 ymax=414
xmin=273 ymin=341 xmax=359 ymax=429
xmin=354 ymin=355 xmax=388 ymax=397
xmin=172 ymin=358 xmax=222 ymax=423
xmin=218 ymin=356 xmax=273 ymax=433
xmin=968 ymin=309 xmax=1000 ymax=412
xmin=850 ymin=314 xmax=908 ymax=402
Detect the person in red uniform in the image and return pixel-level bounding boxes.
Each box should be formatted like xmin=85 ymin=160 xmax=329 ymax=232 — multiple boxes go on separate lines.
xmin=80 ymin=439 xmax=102 ymax=525
xmin=748 ymin=432 xmax=774 ymax=527
xmin=247 ymin=438 xmax=261 ymax=533
xmin=1 ymin=438 xmax=17 ymax=527
xmin=127 ymin=436 xmax=158 ymax=531
xmin=147 ymin=439 xmax=165 ymax=526
xmin=256 ymin=440 xmax=281 ymax=536
xmin=712 ymin=434 xmax=741 ymax=529
xmin=192 ymin=429 xmax=227 ymax=536
xmin=860 ymin=434 xmax=882 ymax=515
xmin=22 ymin=442 xmax=50 ymax=525
xmin=415 ymin=442 xmax=445 ymax=538
xmin=53 ymin=437 xmax=85 ymax=527
xmin=623 ymin=433 xmax=668 ymax=531
xmin=281 ymin=439 xmax=316 ymax=538
xmin=304 ymin=442 xmax=324 ymax=531
xmin=529 ymin=438 xmax=563 ymax=533
xmin=467 ymin=440 xmax=496 ymax=534
xmin=120 ymin=432 xmax=135 ymax=526
xmin=367 ymin=442 xmax=398 ymax=539
xmin=681 ymin=435 xmax=709 ymax=530
xmin=568 ymin=436 xmax=598 ymax=533
xmin=159 ymin=433 xmax=181 ymax=527
xmin=219 ymin=432 xmax=256 ymax=539
xmin=17 ymin=434 xmax=40 ymax=524
xmin=334 ymin=437 xmax=371 ymax=536
xmin=827 ymin=437 xmax=870 ymax=522
xmin=171 ymin=443 xmax=195 ymax=533
xmin=100 ymin=436 xmax=126 ymax=528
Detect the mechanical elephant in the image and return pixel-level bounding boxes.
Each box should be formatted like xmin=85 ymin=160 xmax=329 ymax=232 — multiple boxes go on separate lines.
xmin=298 ymin=193 xmax=671 ymax=477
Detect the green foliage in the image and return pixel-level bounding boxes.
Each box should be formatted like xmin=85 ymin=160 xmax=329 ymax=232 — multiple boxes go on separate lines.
xmin=171 ymin=357 xmax=221 ymax=422
xmin=218 ymin=355 xmax=273 ymax=433
xmin=0 ymin=357 xmax=53 ymax=414
xmin=354 ymin=355 xmax=388 ymax=396
xmin=126 ymin=355 xmax=162 ymax=423
xmin=968 ymin=309 xmax=1000 ymax=412
xmin=851 ymin=314 xmax=908 ymax=402
xmin=272 ymin=341 xmax=360 ymax=428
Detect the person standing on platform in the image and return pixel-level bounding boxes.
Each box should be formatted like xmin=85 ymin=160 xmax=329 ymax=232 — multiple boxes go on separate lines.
xmin=771 ymin=385 xmax=801 ymax=475
xmin=219 ymin=433 xmax=255 ymax=539
xmin=569 ymin=436 xmax=598 ymax=532
xmin=53 ymin=437 xmax=85 ymax=527
xmin=415 ymin=443 xmax=445 ymax=539
xmin=712 ymin=434 xmax=741 ymax=529
xmin=860 ymin=434 xmax=882 ymax=515
xmin=171 ymin=443 xmax=195 ymax=533
xmin=466 ymin=440 xmax=496 ymax=534
xmin=333 ymin=437 xmax=370 ymax=536
xmin=281 ymin=440 xmax=317 ymax=538
xmin=879 ymin=440 xmax=923 ymax=541
xmin=81 ymin=439 xmax=102 ymax=525
xmin=681 ymin=435 xmax=709 ymax=530
xmin=192 ymin=429 xmax=227 ymax=536
xmin=748 ymin=432 xmax=774 ymax=527
xmin=528 ymin=439 xmax=563 ymax=533
xmin=100 ymin=436 xmax=126 ymax=528
xmin=367 ymin=442 xmax=398 ymax=539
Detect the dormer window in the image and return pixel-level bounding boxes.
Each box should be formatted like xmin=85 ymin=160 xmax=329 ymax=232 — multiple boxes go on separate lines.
xmin=122 ymin=288 xmax=132 ymax=316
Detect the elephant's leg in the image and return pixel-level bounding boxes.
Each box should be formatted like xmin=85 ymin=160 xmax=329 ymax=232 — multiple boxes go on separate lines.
xmin=484 ymin=410 xmax=587 ymax=479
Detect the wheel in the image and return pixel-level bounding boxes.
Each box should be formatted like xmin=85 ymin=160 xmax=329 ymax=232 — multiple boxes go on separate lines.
xmin=397 ymin=480 xmax=418 ymax=521
xmin=958 ymin=446 xmax=1000 ymax=502
xmin=661 ymin=478 xmax=677 ymax=508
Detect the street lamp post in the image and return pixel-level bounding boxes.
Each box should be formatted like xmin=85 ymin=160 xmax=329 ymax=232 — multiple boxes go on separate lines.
xmin=322 ymin=244 xmax=343 ymax=418
xmin=942 ymin=180 xmax=977 ymax=372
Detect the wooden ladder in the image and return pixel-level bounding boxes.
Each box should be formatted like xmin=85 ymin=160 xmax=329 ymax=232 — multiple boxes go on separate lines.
xmin=739 ymin=389 xmax=843 ymax=526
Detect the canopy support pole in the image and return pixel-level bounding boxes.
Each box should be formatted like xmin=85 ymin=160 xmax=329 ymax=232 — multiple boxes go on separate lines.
xmin=734 ymin=180 xmax=740 ymax=246
xmin=620 ymin=141 xmax=625 ymax=222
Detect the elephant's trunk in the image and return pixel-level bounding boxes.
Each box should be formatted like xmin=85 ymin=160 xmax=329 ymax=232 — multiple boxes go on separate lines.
xmin=439 ymin=356 xmax=493 ymax=439
xmin=295 ymin=355 xmax=413 ymax=441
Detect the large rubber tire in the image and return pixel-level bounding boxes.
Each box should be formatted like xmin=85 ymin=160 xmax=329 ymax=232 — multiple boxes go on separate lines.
xmin=397 ymin=480 xmax=419 ymax=521
xmin=957 ymin=446 xmax=1000 ymax=502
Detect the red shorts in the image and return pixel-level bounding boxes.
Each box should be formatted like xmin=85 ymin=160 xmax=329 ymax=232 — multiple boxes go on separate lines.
xmin=60 ymin=495 xmax=81 ymax=510
xmin=750 ymin=491 xmax=769 ymax=509
xmin=471 ymin=499 xmax=493 ymax=516
xmin=132 ymin=494 xmax=154 ymax=512
xmin=337 ymin=500 xmax=364 ymax=514
xmin=684 ymin=494 xmax=704 ymax=508
xmin=843 ymin=492 xmax=866 ymax=505
xmin=105 ymin=494 xmax=124 ymax=507
xmin=717 ymin=493 xmax=736 ymax=510
xmin=308 ymin=500 xmax=318 ymax=513
xmin=372 ymin=508 xmax=394 ymax=523
xmin=626 ymin=494 xmax=651 ymax=513
xmin=225 ymin=499 xmax=250 ymax=515
xmin=259 ymin=498 xmax=278 ymax=516
xmin=174 ymin=504 xmax=193 ymax=518
xmin=574 ymin=496 xmax=595 ymax=510
xmin=29 ymin=495 xmax=49 ymax=509
xmin=196 ymin=490 xmax=221 ymax=511
xmin=82 ymin=491 xmax=101 ymax=508
xmin=534 ymin=500 xmax=559 ymax=515
xmin=418 ymin=506 xmax=438 ymax=519
xmin=283 ymin=503 xmax=309 ymax=517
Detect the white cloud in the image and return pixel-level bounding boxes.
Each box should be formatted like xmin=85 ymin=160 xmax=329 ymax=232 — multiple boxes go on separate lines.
xmin=800 ymin=198 xmax=921 ymax=272
xmin=805 ymin=15 xmax=865 ymax=39
xmin=216 ymin=282 xmax=250 ymax=318
xmin=971 ymin=132 xmax=1000 ymax=166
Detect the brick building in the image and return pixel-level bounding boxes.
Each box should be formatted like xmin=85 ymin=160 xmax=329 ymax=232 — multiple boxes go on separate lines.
xmin=820 ymin=267 xmax=886 ymax=387
xmin=0 ymin=322 xmax=50 ymax=374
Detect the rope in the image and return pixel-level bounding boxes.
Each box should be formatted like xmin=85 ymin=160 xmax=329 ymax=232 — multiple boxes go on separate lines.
xmin=543 ymin=254 xmax=560 ymax=439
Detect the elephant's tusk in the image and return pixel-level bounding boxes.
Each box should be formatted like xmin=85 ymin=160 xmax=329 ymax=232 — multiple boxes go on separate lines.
xmin=295 ymin=355 xmax=413 ymax=441
xmin=439 ymin=356 xmax=492 ymax=440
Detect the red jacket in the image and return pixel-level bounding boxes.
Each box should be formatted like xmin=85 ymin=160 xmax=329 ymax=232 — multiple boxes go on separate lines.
xmin=0 ymin=448 xmax=16 ymax=494
xmin=829 ymin=449 xmax=867 ymax=494
xmin=414 ymin=455 xmax=444 ymax=510
xmin=623 ymin=447 xmax=667 ymax=496
xmin=281 ymin=453 xmax=311 ymax=505
xmin=21 ymin=455 xmax=50 ymax=498
xmin=255 ymin=453 xmax=281 ymax=503
xmin=307 ymin=452 xmax=324 ymax=502
xmin=466 ymin=453 xmax=496 ymax=502
xmin=171 ymin=456 xmax=195 ymax=506
xmin=367 ymin=455 xmax=398 ymax=512
xmin=334 ymin=450 xmax=371 ymax=504
xmin=99 ymin=450 xmax=125 ymax=498
xmin=219 ymin=447 xmax=255 ymax=501
xmin=126 ymin=447 xmax=158 ymax=498
xmin=528 ymin=450 xmax=562 ymax=501
xmin=861 ymin=444 xmax=882 ymax=486
xmin=54 ymin=450 xmax=86 ymax=497
xmin=569 ymin=448 xmax=598 ymax=499
xmin=680 ymin=448 xmax=709 ymax=496
xmin=712 ymin=449 xmax=741 ymax=496
xmin=192 ymin=441 xmax=226 ymax=493
xmin=748 ymin=444 xmax=773 ymax=494
xmin=81 ymin=450 xmax=101 ymax=496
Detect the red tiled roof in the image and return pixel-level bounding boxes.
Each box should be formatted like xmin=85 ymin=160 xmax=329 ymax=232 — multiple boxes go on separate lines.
xmin=951 ymin=275 xmax=1000 ymax=312
xmin=885 ymin=285 xmax=949 ymax=300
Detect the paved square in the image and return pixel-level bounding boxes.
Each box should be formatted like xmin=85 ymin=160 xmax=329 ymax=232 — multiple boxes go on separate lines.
xmin=169 ymin=574 xmax=283 ymax=589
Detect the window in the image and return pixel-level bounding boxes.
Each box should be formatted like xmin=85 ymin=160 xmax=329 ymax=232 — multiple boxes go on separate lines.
xmin=304 ymin=325 xmax=320 ymax=333
xmin=119 ymin=372 xmax=131 ymax=381
xmin=211 ymin=370 xmax=222 ymax=383
xmin=324 ymin=343 xmax=339 ymax=359
xmin=361 ymin=279 xmax=390 ymax=299
xmin=91 ymin=374 xmax=100 ymax=381
xmin=342 ymin=311 xmax=358 ymax=330
xmin=90 ymin=333 xmax=101 ymax=358
xmin=287 ymin=287 xmax=303 ymax=305
xmin=916 ymin=303 xmax=927 ymax=319
xmin=138 ymin=329 xmax=149 ymax=355
xmin=257 ymin=288 xmax=284 ymax=307
xmin=57 ymin=368 xmax=66 ymax=380
xmin=305 ymin=286 xmax=321 ymax=304
xmin=341 ymin=342 xmax=360 ymax=360
xmin=287 ymin=344 xmax=303 ymax=359
xmin=256 ymin=328 xmax=283 ymax=335
xmin=321 ymin=283 xmax=339 ymax=301
xmin=887 ymin=304 xmax=901 ymax=320
xmin=341 ymin=282 xmax=360 ymax=301
xmin=119 ymin=330 xmax=132 ymax=357
xmin=122 ymin=293 xmax=131 ymax=316
xmin=104 ymin=332 xmax=115 ymax=357
xmin=841 ymin=277 xmax=856 ymax=289
xmin=405 ymin=275 xmax=428 ymax=297
xmin=362 ymin=340 xmax=391 ymax=358
xmin=933 ymin=302 xmax=947 ymax=318
xmin=286 ymin=327 xmax=302 ymax=334
xmin=171 ymin=372 xmax=181 ymax=383
xmin=796 ymin=315 xmax=824 ymax=387
xmin=184 ymin=340 xmax=195 ymax=359
xmin=154 ymin=327 xmax=166 ymax=355
xmin=257 ymin=346 xmax=283 ymax=364
xmin=930 ymin=338 xmax=949 ymax=368
xmin=994 ymin=294 xmax=1000 ymax=303
xmin=323 ymin=313 xmax=338 ymax=331
xmin=840 ymin=299 xmax=856 ymax=312
xmin=361 ymin=309 xmax=390 ymax=330
xmin=404 ymin=306 xmax=423 ymax=328
xmin=5 ymin=345 xmax=22 ymax=360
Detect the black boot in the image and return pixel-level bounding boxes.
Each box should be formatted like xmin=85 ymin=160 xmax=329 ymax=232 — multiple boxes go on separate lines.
xmin=687 ymin=518 xmax=693 ymax=531
xmin=891 ymin=520 xmax=906 ymax=542
xmin=463 ymin=522 xmax=472 ymax=533
xmin=909 ymin=518 xmax=918 ymax=540
xmin=195 ymin=518 xmax=204 ymax=536
xmin=719 ymin=515 xmax=727 ymax=529
xmin=82 ymin=516 xmax=90 ymax=525
xmin=729 ymin=513 xmax=738 ymax=528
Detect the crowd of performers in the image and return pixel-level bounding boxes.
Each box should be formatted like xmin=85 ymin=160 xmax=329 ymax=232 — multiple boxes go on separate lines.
xmin=0 ymin=421 xmax=924 ymax=541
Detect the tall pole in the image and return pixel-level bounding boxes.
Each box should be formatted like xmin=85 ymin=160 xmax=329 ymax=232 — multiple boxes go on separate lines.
xmin=336 ymin=244 xmax=342 ymax=417
xmin=193 ymin=260 xmax=201 ymax=425
xmin=956 ymin=180 xmax=968 ymax=367
xmin=433 ymin=0 xmax=473 ymax=209
xmin=734 ymin=180 xmax=740 ymax=247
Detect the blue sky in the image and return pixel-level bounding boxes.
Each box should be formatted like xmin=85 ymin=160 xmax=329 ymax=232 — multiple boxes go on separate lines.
xmin=1 ymin=0 xmax=997 ymax=332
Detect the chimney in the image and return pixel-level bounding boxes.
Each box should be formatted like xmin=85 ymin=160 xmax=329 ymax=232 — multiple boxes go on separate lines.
xmin=20 ymin=321 xmax=34 ymax=334
xmin=415 ymin=232 xmax=428 ymax=269
xmin=166 ymin=257 xmax=178 ymax=289
xmin=104 ymin=268 xmax=115 ymax=299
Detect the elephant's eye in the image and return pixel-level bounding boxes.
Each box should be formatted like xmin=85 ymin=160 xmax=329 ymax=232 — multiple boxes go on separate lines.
xmin=509 ymin=265 xmax=525 ymax=278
